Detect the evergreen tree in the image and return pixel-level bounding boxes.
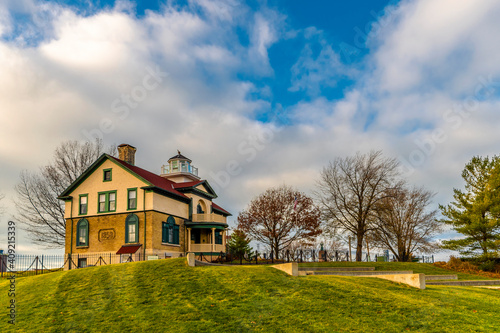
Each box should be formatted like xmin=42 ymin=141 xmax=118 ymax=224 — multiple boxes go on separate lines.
xmin=227 ymin=230 xmax=252 ymax=258
xmin=439 ymin=156 xmax=500 ymax=257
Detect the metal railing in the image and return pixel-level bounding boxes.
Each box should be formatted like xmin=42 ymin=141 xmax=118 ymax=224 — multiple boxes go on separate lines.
xmin=161 ymin=163 xmax=198 ymax=176
xmin=0 ymin=252 xmax=177 ymax=278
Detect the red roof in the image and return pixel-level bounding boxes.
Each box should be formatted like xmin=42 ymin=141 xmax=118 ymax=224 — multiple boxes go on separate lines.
xmin=109 ymin=156 xmax=188 ymax=199
xmin=116 ymin=244 xmax=142 ymax=254
xmin=212 ymin=202 xmax=230 ymax=215
xmin=172 ymin=181 xmax=203 ymax=189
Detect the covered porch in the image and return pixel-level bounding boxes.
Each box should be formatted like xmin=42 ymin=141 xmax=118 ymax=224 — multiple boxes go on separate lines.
xmin=186 ymin=224 xmax=226 ymax=253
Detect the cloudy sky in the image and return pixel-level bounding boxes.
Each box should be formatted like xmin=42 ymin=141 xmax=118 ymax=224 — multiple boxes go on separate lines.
xmin=1 ymin=0 xmax=500 ymax=258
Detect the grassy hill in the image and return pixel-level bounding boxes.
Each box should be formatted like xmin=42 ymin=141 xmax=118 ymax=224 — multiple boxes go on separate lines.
xmin=1 ymin=258 xmax=499 ymax=332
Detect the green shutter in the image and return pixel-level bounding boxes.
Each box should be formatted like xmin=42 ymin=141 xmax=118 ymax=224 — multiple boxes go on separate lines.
xmin=174 ymin=224 xmax=179 ymax=245
xmin=162 ymin=222 xmax=167 ymax=243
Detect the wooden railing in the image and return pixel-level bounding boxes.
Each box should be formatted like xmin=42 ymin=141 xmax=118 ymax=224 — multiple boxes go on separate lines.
xmin=191 ymin=213 xmax=226 ymax=223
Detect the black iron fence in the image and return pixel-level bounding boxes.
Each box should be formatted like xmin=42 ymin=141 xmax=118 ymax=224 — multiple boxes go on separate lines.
xmin=0 ymin=252 xmax=176 ymax=278
xmin=203 ymin=249 xmax=435 ymax=265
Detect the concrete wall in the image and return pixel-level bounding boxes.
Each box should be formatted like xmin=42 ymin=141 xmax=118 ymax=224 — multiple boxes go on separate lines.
xmin=358 ymin=273 xmax=426 ymax=289
xmin=271 ymin=263 xmax=298 ymax=277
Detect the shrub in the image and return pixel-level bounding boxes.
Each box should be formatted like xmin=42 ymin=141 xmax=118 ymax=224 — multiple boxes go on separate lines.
xmin=478 ymin=260 xmax=496 ymax=272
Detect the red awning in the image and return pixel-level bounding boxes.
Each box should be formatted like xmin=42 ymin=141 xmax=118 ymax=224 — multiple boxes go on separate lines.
xmin=116 ymin=244 xmax=142 ymax=254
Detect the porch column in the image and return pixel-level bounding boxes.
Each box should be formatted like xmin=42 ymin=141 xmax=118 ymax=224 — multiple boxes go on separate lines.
xmin=222 ymin=229 xmax=226 ymax=248
xmin=211 ymin=228 xmax=216 ymax=252
xmin=187 ymin=228 xmax=191 ymax=252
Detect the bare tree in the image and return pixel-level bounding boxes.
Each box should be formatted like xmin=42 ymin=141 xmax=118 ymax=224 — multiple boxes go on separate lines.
xmin=316 ymin=150 xmax=402 ymax=261
xmin=372 ymin=186 xmax=441 ymax=261
xmin=15 ymin=139 xmax=115 ymax=248
xmin=238 ymin=185 xmax=322 ymax=258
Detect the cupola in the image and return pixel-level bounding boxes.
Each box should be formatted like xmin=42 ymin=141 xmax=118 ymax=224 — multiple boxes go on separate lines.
xmin=160 ymin=150 xmax=200 ymax=183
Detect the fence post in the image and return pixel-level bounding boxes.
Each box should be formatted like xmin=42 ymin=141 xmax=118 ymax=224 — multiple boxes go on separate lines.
xmin=300 ymin=250 xmax=303 ymax=263
xmin=41 ymin=255 xmax=44 ymax=275
xmin=35 ymin=256 xmax=38 ymax=275
xmin=324 ymin=249 xmax=327 ymax=262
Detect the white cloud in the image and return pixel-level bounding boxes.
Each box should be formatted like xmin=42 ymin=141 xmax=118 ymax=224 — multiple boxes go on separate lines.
xmin=2 ymin=0 xmax=500 ymax=257
xmin=289 ymin=28 xmax=354 ymax=96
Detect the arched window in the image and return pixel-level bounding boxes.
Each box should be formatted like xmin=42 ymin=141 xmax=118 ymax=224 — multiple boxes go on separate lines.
xmin=197 ymin=200 xmax=206 ymax=214
xmin=76 ymin=219 xmax=89 ymax=247
xmin=162 ymin=216 xmax=179 ymax=245
xmin=125 ymin=214 xmax=139 ymax=243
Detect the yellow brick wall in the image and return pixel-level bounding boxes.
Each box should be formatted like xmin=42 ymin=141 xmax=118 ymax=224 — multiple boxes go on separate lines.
xmin=150 ymin=212 xmax=186 ymax=253
xmin=66 ymin=211 xmax=187 ymax=255
xmin=67 ymin=212 xmax=145 ymax=254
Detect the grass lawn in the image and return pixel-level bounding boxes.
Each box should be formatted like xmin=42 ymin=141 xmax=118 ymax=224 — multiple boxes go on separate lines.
xmin=0 ymin=258 xmax=499 ymax=332
xmin=298 ymin=261 xmax=495 ymax=280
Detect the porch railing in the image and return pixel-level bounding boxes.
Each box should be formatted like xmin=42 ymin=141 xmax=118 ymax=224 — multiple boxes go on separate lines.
xmin=191 ymin=213 xmax=226 ymax=223
xmin=190 ymin=244 xmax=225 ymax=252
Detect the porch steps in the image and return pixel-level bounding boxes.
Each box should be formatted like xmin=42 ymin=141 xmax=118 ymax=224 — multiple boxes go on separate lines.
xmin=426 ymin=280 xmax=500 ymax=286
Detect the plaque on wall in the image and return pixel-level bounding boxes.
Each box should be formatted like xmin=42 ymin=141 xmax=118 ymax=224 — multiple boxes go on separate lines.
xmin=99 ymin=229 xmax=116 ymax=242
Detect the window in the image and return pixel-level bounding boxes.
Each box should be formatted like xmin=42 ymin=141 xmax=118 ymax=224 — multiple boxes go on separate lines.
xmin=103 ymin=169 xmax=112 ymax=182
xmin=162 ymin=216 xmax=179 ymax=245
xmin=180 ymin=161 xmax=188 ymax=172
xmin=76 ymin=219 xmax=89 ymax=247
xmin=98 ymin=191 xmax=117 ymax=213
xmin=197 ymin=201 xmax=205 ymax=214
xmin=127 ymin=188 xmax=137 ymax=210
xmin=125 ymin=214 xmax=139 ymax=243
xmin=172 ymin=160 xmax=178 ymax=172
xmin=78 ymin=258 xmax=87 ymax=268
xmin=215 ymin=230 xmax=223 ymax=245
xmin=79 ymin=194 xmax=88 ymax=215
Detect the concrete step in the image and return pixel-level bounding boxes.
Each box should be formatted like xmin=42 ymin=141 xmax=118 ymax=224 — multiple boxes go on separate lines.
xmin=298 ymin=267 xmax=375 ymax=272
xmin=426 ymin=280 xmax=500 ymax=286
xmin=425 ymin=275 xmax=458 ymax=281
xmin=309 ymin=270 xmax=413 ymax=276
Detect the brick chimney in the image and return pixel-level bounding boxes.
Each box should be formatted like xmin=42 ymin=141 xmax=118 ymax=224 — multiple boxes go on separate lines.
xmin=118 ymin=144 xmax=136 ymax=165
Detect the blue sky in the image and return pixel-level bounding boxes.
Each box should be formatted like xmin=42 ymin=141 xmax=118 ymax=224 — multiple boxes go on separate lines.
xmin=1 ymin=0 xmax=500 ymax=258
